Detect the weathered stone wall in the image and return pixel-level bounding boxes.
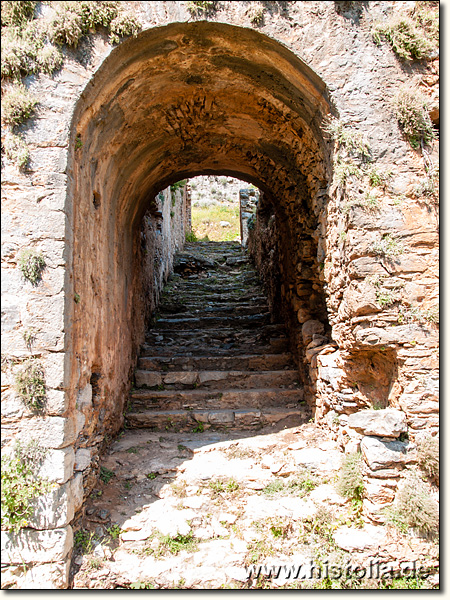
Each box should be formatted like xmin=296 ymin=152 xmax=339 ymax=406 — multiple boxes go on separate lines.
xmin=239 ymin=188 xmax=259 ymax=247
xmin=1 ymin=0 xmax=439 ymax=588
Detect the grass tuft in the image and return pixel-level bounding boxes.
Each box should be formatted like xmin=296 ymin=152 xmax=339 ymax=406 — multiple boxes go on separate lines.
xmin=1 ymin=1 xmax=37 ymax=29
xmin=18 ymin=248 xmax=46 ymax=284
xmin=14 ymin=359 xmax=46 ymax=411
xmin=336 ymin=452 xmax=364 ymax=501
xmin=1 ymin=83 xmax=37 ymax=126
xmin=417 ymin=436 xmax=439 ymax=485
xmin=385 ymin=473 xmax=439 ymax=536
xmin=372 ymin=15 xmax=435 ymax=61
xmin=3 ymin=132 xmax=30 ymax=168
xmin=392 ymin=86 xmax=435 ymax=148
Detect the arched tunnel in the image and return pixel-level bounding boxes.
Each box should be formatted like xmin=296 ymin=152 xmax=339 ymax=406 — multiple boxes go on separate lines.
xmin=67 ymin=21 xmax=335 ymax=444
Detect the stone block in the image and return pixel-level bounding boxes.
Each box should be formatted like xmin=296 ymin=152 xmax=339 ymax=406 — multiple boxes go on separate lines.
xmin=348 ymin=257 xmax=387 ymax=279
xmin=75 ymin=448 xmax=92 ymax=471
xmin=17 ymin=559 xmax=70 ymax=589
xmin=19 ymin=416 xmax=77 ymax=449
xmin=348 ymin=206 xmax=404 ymax=231
xmin=29 ymin=147 xmax=68 ymax=174
xmin=302 ymin=319 xmax=324 ymax=344
xmin=333 ymin=524 xmax=386 ymax=551
xmin=38 ymin=446 xmax=74 ymax=484
xmin=1 ymin=558 xmax=70 ymax=589
xmin=198 ymin=371 xmax=228 ymax=384
xmin=208 ymin=411 xmax=235 ymax=424
xmin=347 ymin=409 xmax=407 ymax=438
xmin=42 ymin=351 xmax=66 ymax=389
xmin=1 ymin=526 xmax=73 ymax=564
xmin=382 ymin=255 xmax=427 ymax=275
xmin=292 ymin=447 xmax=341 ymax=473
xmin=76 ymin=410 xmax=86 ymax=436
xmin=135 ymin=371 xmax=162 ymax=387
xmin=27 ymin=481 xmax=75 ymax=529
xmin=71 ymin=472 xmax=84 ymax=513
xmin=164 ymin=371 xmax=197 ymax=385
xmin=361 ymin=436 xmax=407 ymax=471
xmin=354 ymin=325 xmax=432 ymax=347
xmin=364 ymin=479 xmax=396 ymax=504
xmin=76 ymin=383 xmax=92 ymax=410
xmin=46 ymin=389 xmax=69 ymax=415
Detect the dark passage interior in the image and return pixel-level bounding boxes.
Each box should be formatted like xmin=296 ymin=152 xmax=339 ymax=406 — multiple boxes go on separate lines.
xmin=66 ymin=21 xmax=334 ymax=458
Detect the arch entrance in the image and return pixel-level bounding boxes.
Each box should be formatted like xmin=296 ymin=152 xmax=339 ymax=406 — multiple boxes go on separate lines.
xmin=67 ymin=21 xmax=333 ymax=473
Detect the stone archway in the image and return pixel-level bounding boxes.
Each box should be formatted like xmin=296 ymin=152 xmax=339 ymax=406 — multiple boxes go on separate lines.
xmin=67 ymin=21 xmax=334 ymax=474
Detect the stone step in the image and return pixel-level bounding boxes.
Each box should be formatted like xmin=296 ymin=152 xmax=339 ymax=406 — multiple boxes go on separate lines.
xmin=130 ymin=386 xmax=304 ymax=410
xmin=143 ymin=328 xmax=289 ymax=352
xmin=141 ymin=336 xmax=290 ymax=356
xmin=138 ymin=352 xmax=295 ymax=371
xmin=125 ymin=405 xmax=311 ymax=432
xmin=159 ymin=302 xmax=268 ymax=314
xmin=151 ymin=313 xmax=271 ymax=331
xmin=135 ymin=369 xmax=300 ymax=390
xmin=158 ymin=305 xmax=269 ymax=319
xmin=165 ymin=282 xmax=260 ymax=293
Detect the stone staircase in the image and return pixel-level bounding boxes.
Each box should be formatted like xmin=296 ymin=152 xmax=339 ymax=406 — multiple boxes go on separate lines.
xmin=126 ymin=242 xmax=310 ymax=432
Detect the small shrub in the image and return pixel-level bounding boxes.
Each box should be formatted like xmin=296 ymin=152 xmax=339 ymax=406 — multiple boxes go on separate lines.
xmin=192 ymin=419 xmax=204 ymax=432
xmin=48 ymin=1 xmax=140 ymax=47
xmin=3 ymin=132 xmax=30 ymax=168
xmin=36 ymin=44 xmax=64 ymax=75
xmin=376 ymin=289 xmax=400 ymax=308
xmin=324 ymin=117 xmax=371 ymax=159
xmin=22 ymin=327 xmax=37 ymax=350
xmin=107 ymin=524 xmax=122 ymax=539
xmin=74 ymin=528 xmax=97 ymax=553
xmin=368 ymin=167 xmax=392 ymax=188
xmin=336 ymin=452 xmax=364 ymax=501
xmin=386 ymin=474 xmax=439 ymax=536
xmin=108 ymin=12 xmax=141 ymax=45
xmin=371 ymin=233 xmax=404 ymax=258
xmin=186 ymin=1 xmax=216 ymax=16
xmin=248 ymin=6 xmax=264 ymax=26
xmin=414 ymin=165 xmax=439 ymax=200
xmin=1 ymin=1 xmax=37 ymax=29
xmin=159 ymin=532 xmax=197 ymax=555
xmin=185 ymin=230 xmax=198 ymax=243
xmin=290 ymin=469 xmax=320 ymax=496
xmin=14 ymin=359 xmax=46 ymax=411
xmin=99 ymin=466 xmax=115 ymax=483
xmin=18 ymin=248 xmax=46 ymax=284
xmin=245 ymin=539 xmax=275 ymax=565
xmin=417 ymin=436 xmax=439 ymax=484
xmin=1 ymin=440 xmax=51 ymax=531
xmin=1 ymin=83 xmax=37 ymax=126
xmin=171 ymin=180 xmax=187 ymax=192
xmin=262 ymin=479 xmax=286 ymax=496
xmin=171 ymin=480 xmax=187 ymax=497
xmin=226 ymin=478 xmax=240 ymax=492
xmin=48 ymin=8 xmax=84 ymax=47
xmin=334 ymin=158 xmax=363 ymax=185
xmin=372 ymin=16 xmax=434 ymax=61
xmin=130 ymin=581 xmax=156 ymax=589
xmin=392 ymin=87 xmax=434 ymax=148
